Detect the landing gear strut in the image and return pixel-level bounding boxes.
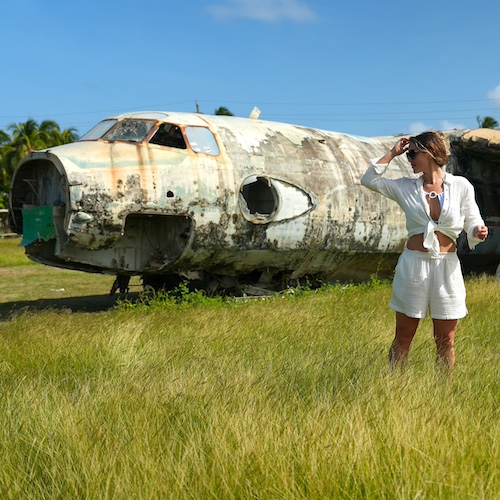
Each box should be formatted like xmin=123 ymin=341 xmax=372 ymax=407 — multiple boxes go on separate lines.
xmin=110 ymin=275 xmax=131 ymax=295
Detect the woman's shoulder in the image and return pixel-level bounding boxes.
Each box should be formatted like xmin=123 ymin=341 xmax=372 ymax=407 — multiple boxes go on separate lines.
xmin=445 ymin=172 xmax=473 ymax=187
xmin=444 ymin=172 xmax=475 ymax=194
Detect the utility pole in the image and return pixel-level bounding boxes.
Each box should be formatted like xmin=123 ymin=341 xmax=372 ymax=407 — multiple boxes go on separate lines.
xmin=195 ymin=101 xmax=200 ymax=113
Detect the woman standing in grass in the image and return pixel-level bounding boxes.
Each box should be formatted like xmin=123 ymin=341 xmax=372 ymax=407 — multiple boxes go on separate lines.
xmin=361 ymin=131 xmax=488 ymax=370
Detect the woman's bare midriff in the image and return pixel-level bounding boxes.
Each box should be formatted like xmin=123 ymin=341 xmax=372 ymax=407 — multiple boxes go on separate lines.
xmin=407 ymin=233 xmax=456 ymax=253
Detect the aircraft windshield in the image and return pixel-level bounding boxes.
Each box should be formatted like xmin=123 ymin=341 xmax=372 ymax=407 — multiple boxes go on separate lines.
xmin=79 ymin=119 xmax=117 ymax=141
xmin=103 ymin=120 xmax=155 ymax=143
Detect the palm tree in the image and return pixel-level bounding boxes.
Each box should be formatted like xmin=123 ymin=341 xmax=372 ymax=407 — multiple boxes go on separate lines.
xmin=0 ymin=129 xmax=9 ymax=146
xmin=8 ymin=119 xmax=69 ymax=153
xmin=0 ymin=119 xmax=79 ymax=204
xmin=476 ymin=115 xmax=499 ymax=129
xmin=214 ymin=106 xmax=234 ymax=116
xmin=58 ymin=127 xmax=79 ymax=144
xmin=0 ymin=142 xmax=17 ymax=195
xmin=0 ymin=119 xmax=51 ymax=189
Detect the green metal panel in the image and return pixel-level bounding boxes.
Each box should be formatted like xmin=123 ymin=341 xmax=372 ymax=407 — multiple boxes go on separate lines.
xmin=20 ymin=206 xmax=55 ymax=247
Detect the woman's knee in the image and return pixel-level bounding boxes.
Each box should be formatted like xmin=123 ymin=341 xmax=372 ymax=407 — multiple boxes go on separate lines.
xmin=395 ymin=313 xmax=419 ymax=344
xmin=433 ymin=319 xmax=457 ymax=347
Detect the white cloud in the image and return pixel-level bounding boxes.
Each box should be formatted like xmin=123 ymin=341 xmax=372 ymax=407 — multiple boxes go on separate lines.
xmin=407 ymin=120 xmax=467 ymax=135
xmin=441 ymin=120 xmax=466 ymax=131
xmin=408 ymin=122 xmax=430 ymax=135
xmin=207 ymin=0 xmax=318 ymax=23
xmin=487 ymin=84 xmax=500 ymax=105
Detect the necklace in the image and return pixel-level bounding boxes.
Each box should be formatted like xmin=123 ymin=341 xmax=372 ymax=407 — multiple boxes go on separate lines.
xmin=423 ymin=180 xmax=444 ymax=199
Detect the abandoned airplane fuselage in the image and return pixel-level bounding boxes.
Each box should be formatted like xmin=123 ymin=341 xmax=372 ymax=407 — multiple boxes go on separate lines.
xmin=8 ymin=112 xmax=500 ymax=293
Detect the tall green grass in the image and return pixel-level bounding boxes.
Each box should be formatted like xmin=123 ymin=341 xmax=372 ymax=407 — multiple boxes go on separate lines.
xmin=0 ymin=276 xmax=498 ymax=498
xmin=0 ymin=238 xmax=35 ymax=267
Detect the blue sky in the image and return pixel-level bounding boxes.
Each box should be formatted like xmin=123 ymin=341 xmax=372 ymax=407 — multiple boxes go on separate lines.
xmin=1 ymin=0 xmax=499 ymax=138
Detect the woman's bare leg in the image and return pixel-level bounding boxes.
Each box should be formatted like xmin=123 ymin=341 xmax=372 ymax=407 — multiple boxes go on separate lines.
xmin=390 ymin=312 xmax=420 ymax=368
xmin=433 ymin=319 xmax=457 ymax=370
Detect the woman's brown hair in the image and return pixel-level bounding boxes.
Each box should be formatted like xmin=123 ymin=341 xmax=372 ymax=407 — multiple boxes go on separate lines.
xmin=410 ymin=131 xmax=449 ymax=167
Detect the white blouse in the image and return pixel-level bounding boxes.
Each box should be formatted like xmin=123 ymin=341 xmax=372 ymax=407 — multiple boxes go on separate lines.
xmin=361 ymin=159 xmax=485 ymax=258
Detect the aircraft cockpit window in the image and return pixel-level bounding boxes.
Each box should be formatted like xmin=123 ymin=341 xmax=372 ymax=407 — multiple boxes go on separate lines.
xmin=102 ymin=120 xmax=155 ymax=143
xmin=185 ymin=127 xmax=220 ymax=156
xmin=149 ymin=124 xmax=187 ymax=149
xmin=79 ymin=119 xmax=117 ymax=141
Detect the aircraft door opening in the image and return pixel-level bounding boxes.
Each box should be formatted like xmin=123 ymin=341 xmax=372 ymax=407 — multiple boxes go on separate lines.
xmin=112 ymin=214 xmax=193 ymax=272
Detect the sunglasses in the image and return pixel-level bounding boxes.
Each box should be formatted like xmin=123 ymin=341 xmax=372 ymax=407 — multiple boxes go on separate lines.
xmin=406 ymin=150 xmax=420 ymax=161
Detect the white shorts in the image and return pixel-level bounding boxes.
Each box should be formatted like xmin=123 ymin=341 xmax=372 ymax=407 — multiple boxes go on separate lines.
xmin=389 ymin=248 xmax=467 ymax=320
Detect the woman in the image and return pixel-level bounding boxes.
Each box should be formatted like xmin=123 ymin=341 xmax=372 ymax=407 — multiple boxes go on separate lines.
xmin=361 ymin=131 xmax=488 ymax=370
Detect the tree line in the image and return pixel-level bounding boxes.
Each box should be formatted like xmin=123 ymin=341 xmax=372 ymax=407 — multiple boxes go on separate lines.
xmin=0 ymin=119 xmax=78 ymax=208
xmin=0 ymin=112 xmax=497 ymax=209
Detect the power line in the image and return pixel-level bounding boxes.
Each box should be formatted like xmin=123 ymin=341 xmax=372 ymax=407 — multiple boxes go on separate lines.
xmin=269 ymin=108 xmax=496 ymax=117
xmin=0 ymin=98 xmax=497 ymax=121
xmin=197 ymin=98 xmax=498 ymax=107
xmin=1 ymin=99 xmax=498 ymax=134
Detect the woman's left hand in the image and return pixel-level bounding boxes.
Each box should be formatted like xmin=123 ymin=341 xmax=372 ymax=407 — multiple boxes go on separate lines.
xmin=474 ymin=225 xmax=488 ymax=240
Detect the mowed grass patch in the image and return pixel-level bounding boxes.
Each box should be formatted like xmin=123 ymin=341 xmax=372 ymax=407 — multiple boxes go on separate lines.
xmin=0 ymin=275 xmax=499 ymax=498
xmin=0 ymin=238 xmax=36 ymax=267
xmin=0 ymin=239 xmax=140 ymax=312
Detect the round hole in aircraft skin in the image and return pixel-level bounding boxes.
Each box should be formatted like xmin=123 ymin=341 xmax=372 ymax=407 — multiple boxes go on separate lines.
xmin=240 ymin=177 xmax=278 ymax=221
xmin=239 ymin=176 xmax=316 ymax=224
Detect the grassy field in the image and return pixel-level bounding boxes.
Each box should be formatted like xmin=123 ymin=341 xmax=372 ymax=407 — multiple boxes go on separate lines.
xmin=0 ymin=239 xmax=499 ymax=498
xmin=0 ymin=238 xmax=142 ymax=317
